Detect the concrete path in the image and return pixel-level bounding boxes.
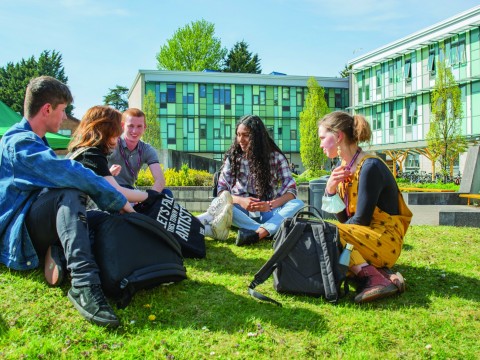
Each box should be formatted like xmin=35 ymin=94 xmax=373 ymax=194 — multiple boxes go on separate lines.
xmin=409 ymin=204 xmax=480 ymax=226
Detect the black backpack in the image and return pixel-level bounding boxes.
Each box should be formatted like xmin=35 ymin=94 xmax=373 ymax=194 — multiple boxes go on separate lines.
xmin=89 ymin=212 xmax=187 ymax=309
xmin=248 ymin=206 xmax=348 ymax=306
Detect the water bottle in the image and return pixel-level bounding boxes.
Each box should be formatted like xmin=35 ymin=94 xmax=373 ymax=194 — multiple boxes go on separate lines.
xmin=339 ymin=243 xmax=353 ymax=269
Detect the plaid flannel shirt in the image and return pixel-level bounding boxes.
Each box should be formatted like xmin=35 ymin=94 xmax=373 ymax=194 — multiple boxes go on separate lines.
xmin=217 ymin=151 xmax=297 ymax=199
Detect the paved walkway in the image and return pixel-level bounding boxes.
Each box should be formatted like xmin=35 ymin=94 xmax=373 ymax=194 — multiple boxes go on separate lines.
xmin=409 ymin=204 xmax=480 ymax=226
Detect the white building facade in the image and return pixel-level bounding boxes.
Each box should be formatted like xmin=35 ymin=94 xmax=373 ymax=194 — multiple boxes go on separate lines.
xmin=348 ymin=6 xmax=480 ymax=173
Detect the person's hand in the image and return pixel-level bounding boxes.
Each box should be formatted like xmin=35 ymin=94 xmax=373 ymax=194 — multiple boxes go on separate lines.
xmin=250 ymin=200 xmax=270 ymax=212
xmin=110 ymin=164 xmax=122 ymax=176
xmin=239 ymin=196 xmax=261 ymax=211
xmin=326 ymin=165 xmax=351 ymax=194
xmin=144 ymin=189 xmax=160 ymax=205
xmin=120 ymin=201 xmax=135 ymax=213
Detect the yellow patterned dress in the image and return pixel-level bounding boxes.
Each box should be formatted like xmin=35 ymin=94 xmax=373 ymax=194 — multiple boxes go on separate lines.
xmin=336 ymin=155 xmax=413 ymax=268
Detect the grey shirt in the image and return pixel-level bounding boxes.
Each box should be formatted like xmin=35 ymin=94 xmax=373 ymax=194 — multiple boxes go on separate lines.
xmin=107 ymin=136 xmax=159 ymax=187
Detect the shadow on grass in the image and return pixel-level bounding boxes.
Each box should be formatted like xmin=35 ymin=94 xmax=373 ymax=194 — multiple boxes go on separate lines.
xmin=186 ymin=239 xmax=269 ymax=275
xmin=2 ymin=240 xmax=478 ymax=334
xmin=119 ymin=279 xmax=329 ymax=335
xmin=387 ymin=263 xmax=480 ymax=307
xmin=0 ymin=315 xmax=8 ymax=337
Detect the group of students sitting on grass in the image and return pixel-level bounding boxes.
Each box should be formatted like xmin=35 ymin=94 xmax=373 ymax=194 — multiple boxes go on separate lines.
xmin=0 ymin=76 xmax=411 ymax=327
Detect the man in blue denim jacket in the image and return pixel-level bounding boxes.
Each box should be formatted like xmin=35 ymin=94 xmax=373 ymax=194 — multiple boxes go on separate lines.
xmin=0 ymin=76 xmax=133 ymax=327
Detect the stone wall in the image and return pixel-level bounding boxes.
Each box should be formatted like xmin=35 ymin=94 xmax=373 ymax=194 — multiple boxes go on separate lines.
xmin=170 ymin=184 xmax=310 ymax=212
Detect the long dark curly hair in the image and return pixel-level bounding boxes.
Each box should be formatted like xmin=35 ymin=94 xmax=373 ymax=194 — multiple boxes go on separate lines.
xmin=226 ymin=115 xmax=286 ymax=200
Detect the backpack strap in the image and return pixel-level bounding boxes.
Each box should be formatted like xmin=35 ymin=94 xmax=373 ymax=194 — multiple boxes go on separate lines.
xmin=66 ymin=147 xmax=92 ymax=160
xmin=312 ymin=224 xmax=339 ymax=303
xmin=247 ymin=221 xmax=306 ymax=307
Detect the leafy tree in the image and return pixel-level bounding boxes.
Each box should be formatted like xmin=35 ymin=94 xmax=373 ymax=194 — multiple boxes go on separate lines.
xmin=0 ymin=57 xmax=37 ymax=114
xmin=299 ymin=77 xmax=329 ymax=176
xmin=339 ymin=64 xmax=352 ymax=78
xmin=156 ymin=19 xmax=227 ymax=71
xmin=426 ymin=60 xmax=467 ymax=181
xmin=143 ymin=90 xmax=162 ymax=149
xmin=223 ymin=41 xmax=261 ymax=73
xmin=103 ymin=85 xmax=129 ymax=112
xmin=0 ymin=50 xmax=72 ymax=116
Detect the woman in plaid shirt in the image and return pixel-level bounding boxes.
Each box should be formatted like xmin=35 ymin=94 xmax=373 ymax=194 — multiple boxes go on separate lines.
xmin=217 ymin=115 xmax=304 ymax=246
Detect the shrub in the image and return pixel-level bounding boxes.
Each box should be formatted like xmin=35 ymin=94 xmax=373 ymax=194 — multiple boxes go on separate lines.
xmin=136 ymin=167 xmax=155 ymax=186
xmin=294 ymin=169 xmax=330 ymax=183
xmin=136 ymin=165 xmax=213 ymax=187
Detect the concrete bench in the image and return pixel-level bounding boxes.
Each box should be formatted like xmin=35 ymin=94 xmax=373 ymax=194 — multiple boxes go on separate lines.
xmin=458 ymin=193 xmax=480 ymax=206
xmin=400 ymin=187 xmax=455 ymax=193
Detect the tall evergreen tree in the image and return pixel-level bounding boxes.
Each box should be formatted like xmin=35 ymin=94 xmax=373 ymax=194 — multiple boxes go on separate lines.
xmin=426 ymin=60 xmax=467 ymax=180
xmin=339 ymin=64 xmax=352 ymax=78
xmin=143 ymin=90 xmax=162 ymax=149
xmin=156 ymin=19 xmax=227 ymax=71
xmin=0 ymin=50 xmax=72 ymax=116
xmin=299 ymin=77 xmax=329 ymax=176
xmin=223 ymin=41 xmax=261 ymax=74
xmin=103 ymin=85 xmax=129 ymax=112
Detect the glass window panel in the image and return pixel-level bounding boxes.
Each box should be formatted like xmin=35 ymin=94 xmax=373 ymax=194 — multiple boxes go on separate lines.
xmin=236 ymin=94 xmax=243 ymax=105
xmin=167 ymin=84 xmax=176 ymax=103
xmin=290 ymin=129 xmax=297 ymax=140
xmin=260 ymin=89 xmax=266 ymax=105
xmin=199 ymin=84 xmax=206 ymax=98
xmin=225 ymin=89 xmax=231 ymax=105
xmin=335 ymin=93 xmax=342 ymax=108
xmin=376 ymin=69 xmax=382 ymax=87
xmin=428 ymin=50 xmax=436 ymax=73
xmin=404 ymin=60 xmax=411 ymax=81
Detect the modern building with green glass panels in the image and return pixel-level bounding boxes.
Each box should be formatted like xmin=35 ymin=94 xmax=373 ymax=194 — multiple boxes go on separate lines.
xmin=128 ymin=70 xmax=349 ymax=168
xmin=348 ymin=5 xmax=480 ymax=172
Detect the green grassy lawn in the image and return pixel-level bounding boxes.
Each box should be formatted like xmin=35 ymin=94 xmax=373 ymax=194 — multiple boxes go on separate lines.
xmin=1 ymin=225 xmax=479 ymax=359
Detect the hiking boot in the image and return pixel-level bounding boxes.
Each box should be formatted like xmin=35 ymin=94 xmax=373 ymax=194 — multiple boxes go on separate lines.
xmin=236 ymin=229 xmax=260 ymax=246
xmin=44 ymin=244 xmax=65 ymax=287
xmin=209 ymin=191 xmax=233 ymax=240
xmin=378 ymin=267 xmax=405 ymax=293
xmin=354 ymin=265 xmax=398 ymax=303
xmin=68 ymin=284 xmax=119 ymax=327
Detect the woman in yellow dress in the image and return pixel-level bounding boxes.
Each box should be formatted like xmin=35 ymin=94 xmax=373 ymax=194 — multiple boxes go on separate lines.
xmin=318 ymin=111 xmax=413 ymax=303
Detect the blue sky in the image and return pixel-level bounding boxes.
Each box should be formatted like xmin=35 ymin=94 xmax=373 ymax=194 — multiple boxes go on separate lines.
xmin=1 ymin=0 xmax=479 ymax=118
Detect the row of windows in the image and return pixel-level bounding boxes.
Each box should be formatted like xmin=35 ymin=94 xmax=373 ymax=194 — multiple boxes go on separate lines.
xmin=152 ymin=83 xmax=349 ymax=110
xmin=355 ymin=31 xmax=474 ymax=104
xmin=164 ymin=120 xmax=298 ymax=142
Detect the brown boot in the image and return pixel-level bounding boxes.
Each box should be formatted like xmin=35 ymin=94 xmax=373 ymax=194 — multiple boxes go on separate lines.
xmin=378 ymin=267 xmax=405 ymax=293
xmin=354 ymin=265 xmax=398 ymax=303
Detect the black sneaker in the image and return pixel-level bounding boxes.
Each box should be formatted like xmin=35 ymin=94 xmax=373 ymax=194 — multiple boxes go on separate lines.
xmin=44 ymin=244 xmax=65 ymax=287
xmin=235 ymin=229 xmax=260 ymax=246
xmin=67 ymin=284 xmax=119 ymax=327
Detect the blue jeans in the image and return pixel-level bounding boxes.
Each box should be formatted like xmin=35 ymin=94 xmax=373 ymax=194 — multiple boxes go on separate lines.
xmin=232 ymin=199 xmax=305 ymax=236
xmin=25 ymin=188 xmax=104 ymax=286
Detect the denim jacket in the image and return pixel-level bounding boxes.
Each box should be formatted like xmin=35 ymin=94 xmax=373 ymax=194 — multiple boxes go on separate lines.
xmin=0 ymin=119 xmax=127 ymax=270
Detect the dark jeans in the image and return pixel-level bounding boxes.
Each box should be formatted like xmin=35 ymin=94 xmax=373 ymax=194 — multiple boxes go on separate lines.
xmin=25 ymin=188 xmax=106 ymax=286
